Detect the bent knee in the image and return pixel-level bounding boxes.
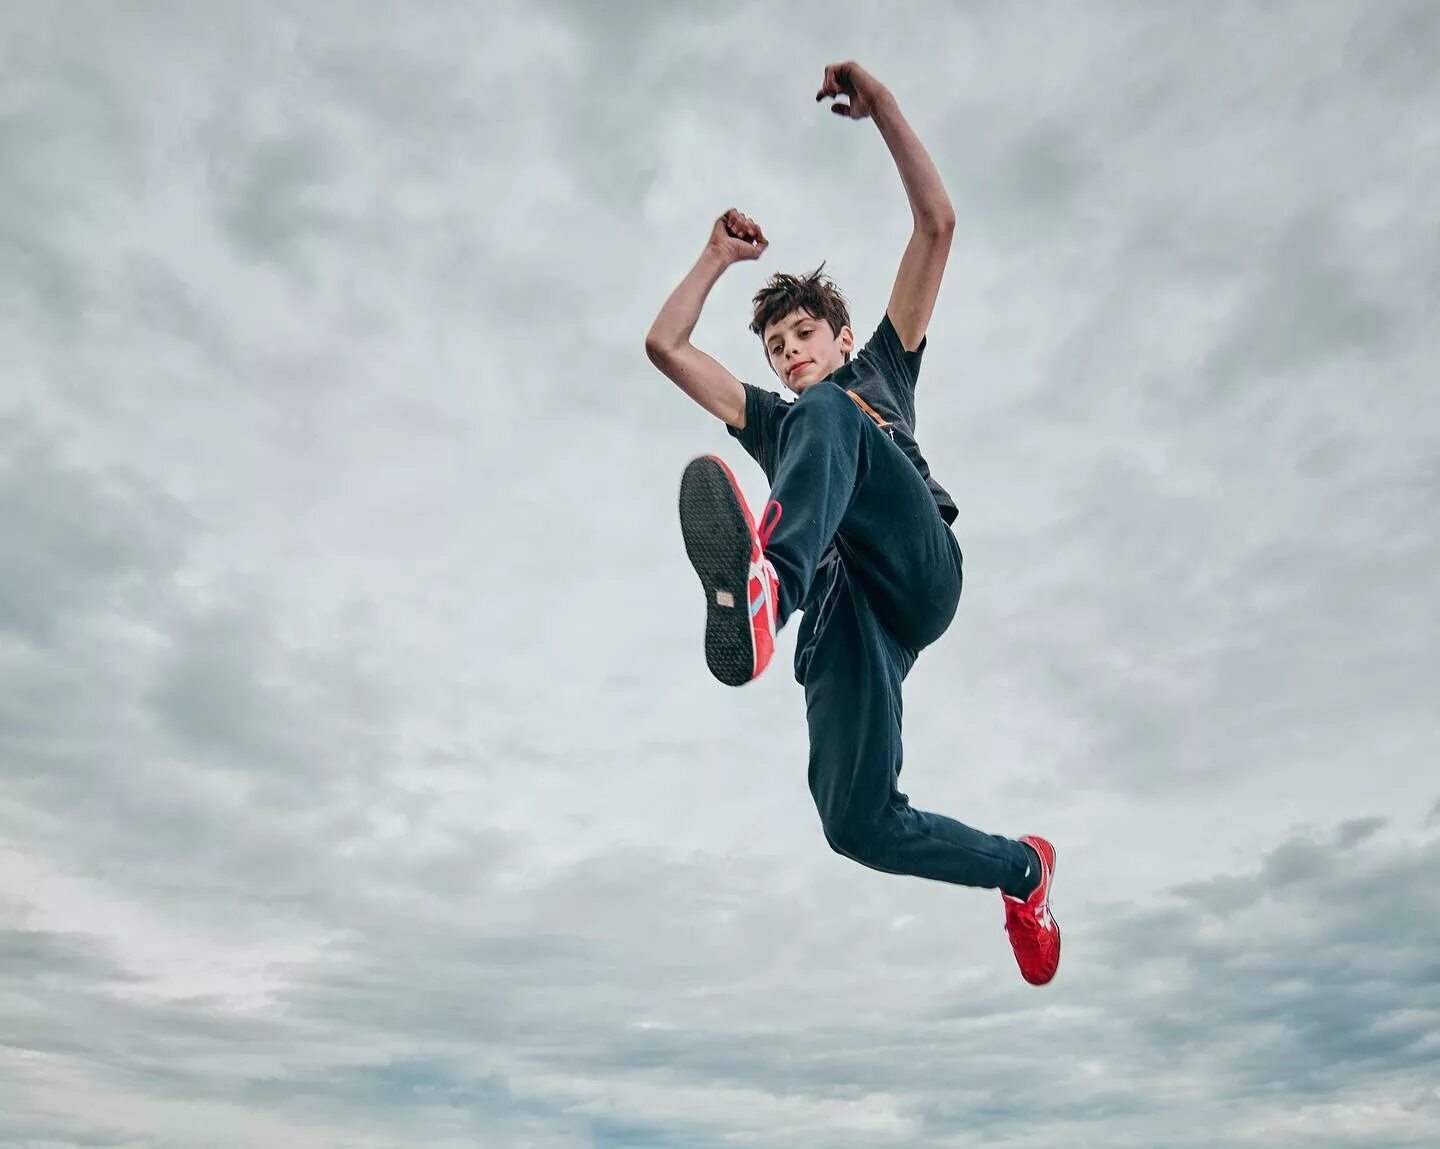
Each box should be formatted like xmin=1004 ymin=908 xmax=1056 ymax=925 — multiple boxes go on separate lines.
xmin=794 ymin=380 xmax=852 ymax=415
xmin=823 ymin=816 xmax=886 ymax=865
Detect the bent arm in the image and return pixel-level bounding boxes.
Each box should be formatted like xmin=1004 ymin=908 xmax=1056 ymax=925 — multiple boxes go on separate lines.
xmin=871 ymin=88 xmax=955 ymax=352
xmin=645 ymin=248 xmax=747 ymax=428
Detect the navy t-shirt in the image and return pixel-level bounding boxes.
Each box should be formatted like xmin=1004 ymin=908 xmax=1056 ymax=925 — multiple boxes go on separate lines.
xmin=726 ymin=312 xmax=958 ymax=525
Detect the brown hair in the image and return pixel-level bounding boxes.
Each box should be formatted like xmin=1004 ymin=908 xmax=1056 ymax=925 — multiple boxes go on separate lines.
xmin=749 ymin=263 xmax=852 ymax=362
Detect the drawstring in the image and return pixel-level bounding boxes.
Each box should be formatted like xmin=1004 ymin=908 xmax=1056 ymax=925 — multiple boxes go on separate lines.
xmin=758 ymin=500 xmax=782 ymax=551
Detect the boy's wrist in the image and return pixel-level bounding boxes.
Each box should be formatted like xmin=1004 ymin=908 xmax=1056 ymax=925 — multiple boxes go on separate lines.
xmin=699 ymin=244 xmax=737 ymax=275
xmin=868 ymin=83 xmax=900 ymax=125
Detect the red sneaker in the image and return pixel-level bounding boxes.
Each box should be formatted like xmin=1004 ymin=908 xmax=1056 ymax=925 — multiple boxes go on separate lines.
xmin=678 ymin=455 xmax=781 ymax=687
xmin=1003 ymin=835 xmax=1060 ymax=986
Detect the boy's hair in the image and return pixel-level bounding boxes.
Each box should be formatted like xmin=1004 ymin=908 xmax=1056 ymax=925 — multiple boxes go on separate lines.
xmin=749 ymin=263 xmax=852 ymax=362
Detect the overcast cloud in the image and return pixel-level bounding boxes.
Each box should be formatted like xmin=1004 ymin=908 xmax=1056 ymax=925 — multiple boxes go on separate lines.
xmin=2 ymin=1 xmax=1438 ymax=1146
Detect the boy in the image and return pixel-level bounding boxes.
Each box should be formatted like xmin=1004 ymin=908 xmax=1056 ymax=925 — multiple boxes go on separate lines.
xmin=643 ymin=61 xmax=1060 ymax=986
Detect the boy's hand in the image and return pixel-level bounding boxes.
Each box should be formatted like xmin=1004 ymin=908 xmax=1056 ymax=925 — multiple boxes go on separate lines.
xmin=816 ymin=60 xmax=889 ymax=120
xmin=707 ymin=208 xmax=769 ymax=265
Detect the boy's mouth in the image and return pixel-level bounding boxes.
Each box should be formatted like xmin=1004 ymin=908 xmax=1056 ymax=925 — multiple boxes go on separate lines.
xmin=788 ymin=360 xmax=813 ymax=379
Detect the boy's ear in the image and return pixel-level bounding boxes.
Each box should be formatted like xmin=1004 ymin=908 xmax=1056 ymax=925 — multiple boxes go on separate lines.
xmin=839 ymin=325 xmax=855 ymax=356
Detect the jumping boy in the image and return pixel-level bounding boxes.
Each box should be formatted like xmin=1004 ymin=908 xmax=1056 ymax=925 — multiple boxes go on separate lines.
xmin=643 ymin=61 xmax=1060 ymax=985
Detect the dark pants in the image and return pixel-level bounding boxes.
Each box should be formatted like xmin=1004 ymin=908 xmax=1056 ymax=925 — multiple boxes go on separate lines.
xmin=763 ymin=382 xmax=1034 ymax=897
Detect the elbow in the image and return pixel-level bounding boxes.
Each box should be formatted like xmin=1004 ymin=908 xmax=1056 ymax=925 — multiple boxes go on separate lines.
xmin=919 ymin=209 xmax=956 ymax=237
xmin=645 ymin=331 xmax=678 ymax=365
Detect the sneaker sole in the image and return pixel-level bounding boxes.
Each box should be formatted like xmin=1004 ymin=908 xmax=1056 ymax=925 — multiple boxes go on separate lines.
xmin=678 ymin=457 xmax=755 ymax=687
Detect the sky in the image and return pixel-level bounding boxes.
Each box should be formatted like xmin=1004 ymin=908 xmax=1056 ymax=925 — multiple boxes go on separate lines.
xmin=2 ymin=1 xmax=1438 ymax=1146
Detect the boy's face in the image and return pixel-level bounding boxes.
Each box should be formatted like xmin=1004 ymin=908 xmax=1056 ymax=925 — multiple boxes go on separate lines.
xmin=763 ymin=308 xmax=854 ymax=394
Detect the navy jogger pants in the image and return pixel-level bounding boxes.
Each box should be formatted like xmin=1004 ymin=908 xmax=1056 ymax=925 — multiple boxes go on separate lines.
xmin=761 ymin=382 xmax=1035 ymax=897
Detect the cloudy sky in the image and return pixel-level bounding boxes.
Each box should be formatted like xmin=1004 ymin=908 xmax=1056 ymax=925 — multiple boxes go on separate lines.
xmin=3 ymin=1 xmax=1438 ymax=1145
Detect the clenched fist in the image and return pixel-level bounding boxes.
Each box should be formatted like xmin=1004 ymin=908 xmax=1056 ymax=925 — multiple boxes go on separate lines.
xmin=708 ymin=208 xmax=769 ymax=265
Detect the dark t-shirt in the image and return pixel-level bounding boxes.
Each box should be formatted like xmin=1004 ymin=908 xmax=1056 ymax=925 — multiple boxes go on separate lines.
xmin=726 ymin=312 xmax=958 ymax=525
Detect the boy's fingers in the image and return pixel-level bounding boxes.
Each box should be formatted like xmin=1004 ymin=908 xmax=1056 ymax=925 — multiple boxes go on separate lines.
xmin=719 ymin=209 xmax=765 ymax=245
xmin=816 ymin=64 xmax=839 ymax=100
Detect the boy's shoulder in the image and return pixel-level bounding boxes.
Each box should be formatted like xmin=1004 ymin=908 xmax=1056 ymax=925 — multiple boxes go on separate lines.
xmin=854 ymin=311 xmax=926 ymax=383
xmin=838 ymin=311 xmax=925 ymax=424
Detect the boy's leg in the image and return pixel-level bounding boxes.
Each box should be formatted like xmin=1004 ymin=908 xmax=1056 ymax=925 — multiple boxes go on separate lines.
xmin=677 ymin=381 xmax=1061 ymax=980
xmin=803 ymin=559 xmax=1037 ymax=895
xmin=765 ymin=382 xmax=960 ymax=652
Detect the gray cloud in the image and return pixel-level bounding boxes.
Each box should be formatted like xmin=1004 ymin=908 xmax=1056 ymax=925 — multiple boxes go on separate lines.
xmin=0 ymin=416 xmax=190 ymax=643
xmin=1204 ymin=212 xmax=1401 ymax=396
xmin=5 ymin=817 xmax=1434 ymax=1147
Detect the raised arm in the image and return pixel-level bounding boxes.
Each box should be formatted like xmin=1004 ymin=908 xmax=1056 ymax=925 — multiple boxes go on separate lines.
xmin=817 ymin=62 xmax=956 ymax=352
xmin=645 ymin=210 xmax=768 ymax=429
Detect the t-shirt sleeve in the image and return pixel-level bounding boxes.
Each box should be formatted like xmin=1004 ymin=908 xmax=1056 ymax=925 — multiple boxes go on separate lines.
xmin=860 ymin=311 xmax=926 ymax=393
xmin=726 ymin=382 xmax=782 ymax=478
